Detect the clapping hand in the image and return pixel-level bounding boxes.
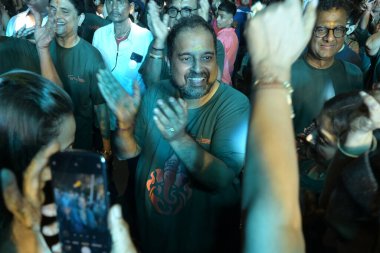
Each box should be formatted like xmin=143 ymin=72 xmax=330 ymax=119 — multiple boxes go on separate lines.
xmin=32 ymin=6 xmax=55 ymax=49
xmin=96 ymin=69 xmax=141 ymax=126
xmin=153 ymin=97 xmax=188 ymax=141
xmin=147 ymin=0 xmax=169 ymax=49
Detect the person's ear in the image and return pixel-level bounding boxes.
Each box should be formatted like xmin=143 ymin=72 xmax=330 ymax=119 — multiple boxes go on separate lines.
xmin=129 ymin=2 xmax=135 ymax=15
xmin=78 ymin=13 xmax=85 ymax=26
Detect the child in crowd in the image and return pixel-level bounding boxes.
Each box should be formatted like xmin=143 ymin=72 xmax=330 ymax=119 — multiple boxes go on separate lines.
xmin=216 ymin=1 xmax=239 ymax=85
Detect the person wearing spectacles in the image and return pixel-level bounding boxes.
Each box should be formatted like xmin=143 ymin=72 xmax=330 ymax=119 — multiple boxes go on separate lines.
xmin=166 ymin=6 xmax=198 ymax=18
xmin=290 ymin=0 xmax=363 ymax=136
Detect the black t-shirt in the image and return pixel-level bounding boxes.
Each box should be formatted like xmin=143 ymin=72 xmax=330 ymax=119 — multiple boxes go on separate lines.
xmin=291 ymin=56 xmax=363 ymax=134
xmin=78 ymin=13 xmax=111 ymax=43
xmin=50 ymin=38 xmax=105 ymax=149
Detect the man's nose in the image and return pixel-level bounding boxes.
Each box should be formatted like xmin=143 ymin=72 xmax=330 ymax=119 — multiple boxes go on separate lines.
xmin=324 ymin=29 xmax=335 ymax=42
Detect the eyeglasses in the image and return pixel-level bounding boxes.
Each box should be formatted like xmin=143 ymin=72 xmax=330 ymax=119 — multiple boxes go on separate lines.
xmin=313 ymin=26 xmax=347 ymax=38
xmin=167 ymin=7 xmax=198 ymax=18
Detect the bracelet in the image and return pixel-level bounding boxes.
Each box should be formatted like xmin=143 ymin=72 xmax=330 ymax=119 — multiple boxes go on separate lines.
xmin=149 ymin=52 xmax=163 ymax=59
xmin=152 ymin=46 xmax=164 ymax=51
xmin=337 ymin=135 xmax=377 ymax=158
xmin=254 ymin=80 xmax=294 ymax=118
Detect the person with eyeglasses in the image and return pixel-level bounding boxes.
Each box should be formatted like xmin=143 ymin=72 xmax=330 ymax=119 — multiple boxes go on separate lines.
xmin=290 ymin=0 xmax=363 ymax=136
xmin=140 ymin=0 xmax=226 ymax=87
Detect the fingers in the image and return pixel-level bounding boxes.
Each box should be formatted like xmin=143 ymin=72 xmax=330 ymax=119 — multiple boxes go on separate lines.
xmin=302 ymin=0 xmax=318 ymax=43
xmin=30 ymin=6 xmax=42 ymax=27
xmin=42 ymin=221 xmax=59 ymax=237
xmin=97 ymin=69 xmax=130 ymax=113
xmin=350 ymin=115 xmax=374 ymax=133
xmin=14 ymin=25 xmax=35 ymax=38
xmin=41 ymin=203 xmax=57 ymax=217
xmin=153 ymin=98 xmax=187 ymax=140
xmin=162 ymin=14 xmax=169 ymax=27
xmin=360 ymin=91 xmax=380 ymax=128
xmin=23 ymin=142 xmax=60 ymax=209
xmin=52 ymin=243 xmax=62 ymax=253
xmin=132 ymin=81 xmax=141 ymax=107
xmin=108 ymin=204 xmax=137 ymax=253
xmin=1 ymin=169 xmax=27 ymax=225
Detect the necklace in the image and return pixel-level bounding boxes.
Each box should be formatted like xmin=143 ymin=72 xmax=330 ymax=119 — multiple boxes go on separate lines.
xmin=114 ymin=26 xmax=131 ymax=40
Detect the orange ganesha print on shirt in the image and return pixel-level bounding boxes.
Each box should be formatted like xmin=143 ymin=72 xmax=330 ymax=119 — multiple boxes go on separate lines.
xmin=146 ymin=154 xmax=192 ymax=215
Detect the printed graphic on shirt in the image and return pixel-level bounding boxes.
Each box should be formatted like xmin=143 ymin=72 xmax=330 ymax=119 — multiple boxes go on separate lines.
xmin=146 ymin=153 xmax=192 ymax=215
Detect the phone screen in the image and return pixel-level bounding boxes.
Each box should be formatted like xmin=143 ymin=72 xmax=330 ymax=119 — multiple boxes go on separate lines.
xmin=50 ymin=151 xmax=111 ymax=253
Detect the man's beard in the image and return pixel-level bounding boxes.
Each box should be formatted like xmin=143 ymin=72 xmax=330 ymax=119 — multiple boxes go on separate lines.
xmin=176 ymin=71 xmax=214 ymax=99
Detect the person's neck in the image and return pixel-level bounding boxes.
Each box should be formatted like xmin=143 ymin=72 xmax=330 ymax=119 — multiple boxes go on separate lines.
xmin=56 ymin=34 xmax=80 ymax=48
xmin=185 ymin=81 xmax=220 ymax=109
xmin=305 ymin=51 xmax=334 ymax=69
xmin=114 ymin=19 xmax=131 ymax=39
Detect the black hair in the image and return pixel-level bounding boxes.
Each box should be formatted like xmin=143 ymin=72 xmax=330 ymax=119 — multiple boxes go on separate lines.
xmin=167 ymin=15 xmax=217 ymax=60
xmin=0 ymin=70 xmax=73 ymax=248
xmin=67 ymin=0 xmax=85 ymax=14
xmin=218 ymin=1 xmax=237 ymax=16
xmin=317 ymin=0 xmax=365 ymax=23
xmin=318 ymin=91 xmax=368 ymax=138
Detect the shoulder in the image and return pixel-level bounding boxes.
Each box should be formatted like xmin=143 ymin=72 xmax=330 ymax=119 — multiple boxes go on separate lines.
xmin=130 ymin=22 xmax=153 ymax=40
xmin=93 ymin=23 xmax=113 ymax=38
xmin=76 ymin=39 xmax=104 ymax=62
xmin=141 ymin=80 xmax=175 ymax=107
xmin=337 ymin=59 xmax=363 ymax=76
xmin=215 ymin=83 xmax=250 ymax=109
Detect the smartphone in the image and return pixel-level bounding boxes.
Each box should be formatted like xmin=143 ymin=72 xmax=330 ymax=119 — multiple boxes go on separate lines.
xmin=50 ymin=150 xmax=111 ymax=253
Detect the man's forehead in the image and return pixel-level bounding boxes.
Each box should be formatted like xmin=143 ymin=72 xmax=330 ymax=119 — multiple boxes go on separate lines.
xmin=50 ymin=0 xmax=73 ymax=8
xmin=316 ymin=8 xmax=348 ymax=25
xmin=169 ymin=0 xmax=197 ymax=8
xmin=174 ymin=29 xmax=215 ymax=54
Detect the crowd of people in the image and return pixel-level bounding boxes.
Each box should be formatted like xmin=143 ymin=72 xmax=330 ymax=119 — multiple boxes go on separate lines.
xmin=0 ymin=0 xmax=380 ymax=252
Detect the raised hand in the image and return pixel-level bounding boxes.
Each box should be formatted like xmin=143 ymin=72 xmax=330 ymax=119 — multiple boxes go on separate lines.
xmin=342 ymin=91 xmax=380 ymax=155
xmin=147 ymin=0 xmax=169 ymax=49
xmin=350 ymin=91 xmax=380 ymax=133
xmin=31 ymin=6 xmax=55 ymax=49
xmin=198 ymin=0 xmax=210 ymax=22
xmin=96 ymin=69 xmax=141 ymax=125
xmin=13 ymin=24 xmax=35 ymax=39
xmin=244 ymin=0 xmax=318 ymax=82
xmin=153 ymin=97 xmax=188 ymax=141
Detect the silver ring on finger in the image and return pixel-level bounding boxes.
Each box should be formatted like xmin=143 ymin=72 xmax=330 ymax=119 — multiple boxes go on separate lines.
xmin=167 ymin=127 xmax=175 ymax=132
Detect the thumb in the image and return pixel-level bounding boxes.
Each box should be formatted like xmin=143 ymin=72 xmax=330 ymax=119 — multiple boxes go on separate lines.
xmin=30 ymin=6 xmax=42 ymax=27
xmin=108 ymin=205 xmax=137 ymax=253
xmin=163 ymin=14 xmax=169 ymax=27
xmin=302 ymin=0 xmax=318 ymax=44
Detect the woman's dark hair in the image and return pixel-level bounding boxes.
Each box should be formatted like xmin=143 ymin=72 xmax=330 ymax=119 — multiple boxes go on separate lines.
xmin=167 ymin=15 xmax=217 ymax=60
xmin=0 ymin=71 xmax=73 ymax=248
xmin=318 ymin=91 xmax=368 ymax=138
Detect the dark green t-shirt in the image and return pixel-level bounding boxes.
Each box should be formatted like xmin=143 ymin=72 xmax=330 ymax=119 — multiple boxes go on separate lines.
xmin=50 ymin=39 xmax=105 ymax=149
xmin=133 ymin=80 xmax=249 ymax=253
xmin=291 ymin=56 xmax=363 ymax=134
xmin=0 ymin=36 xmax=40 ymax=74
